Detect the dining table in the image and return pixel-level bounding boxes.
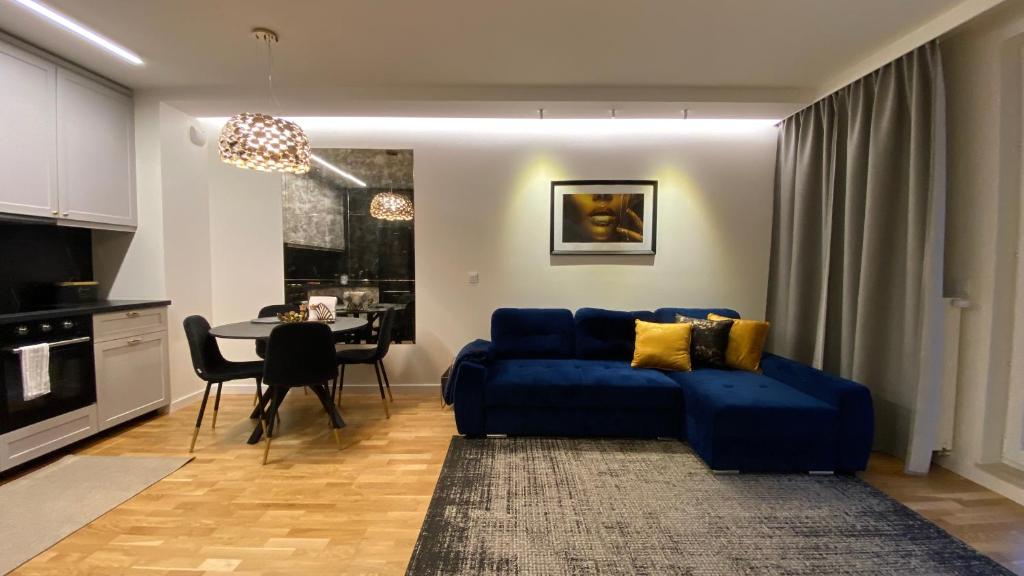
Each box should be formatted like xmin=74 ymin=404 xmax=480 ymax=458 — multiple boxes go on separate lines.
xmin=209 ymin=316 xmax=369 ymax=444
xmin=209 ymin=316 xmax=368 ymax=340
xmin=333 ymin=303 xmax=407 ymax=343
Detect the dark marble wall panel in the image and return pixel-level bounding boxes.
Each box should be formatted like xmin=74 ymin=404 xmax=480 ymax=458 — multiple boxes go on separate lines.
xmin=281 ymin=149 xmax=415 ymax=342
xmin=310 ymin=148 xmax=413 ymax=189
xmin=345 ymin=188 xmax=415 ymax=281
xmin=0 ymin=223 xmax=92 ymax=313
xmin=281 ymin=171 xmax=346 ymax=250
xmin=284 ymin=245 xmax=348 ymax=280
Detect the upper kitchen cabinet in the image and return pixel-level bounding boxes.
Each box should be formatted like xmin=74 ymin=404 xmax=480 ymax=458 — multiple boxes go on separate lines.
xmin=0 ymin=41 xmax=58 ymax=219
xmin=57 ymin=68 xmax=136 ymax=229
xmin=0 ymin=35 xmax=136 ymax=231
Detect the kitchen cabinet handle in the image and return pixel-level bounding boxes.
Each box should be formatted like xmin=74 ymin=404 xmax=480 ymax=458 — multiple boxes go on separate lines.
xmin=126 ymin=311 xmax=140 ymax=318
xmin=127 ymin=338 xmax=142 ymax=345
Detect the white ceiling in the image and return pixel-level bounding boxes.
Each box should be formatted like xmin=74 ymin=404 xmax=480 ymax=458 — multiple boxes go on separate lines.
xmin=0 ymin=0 xmax=979 ymax=117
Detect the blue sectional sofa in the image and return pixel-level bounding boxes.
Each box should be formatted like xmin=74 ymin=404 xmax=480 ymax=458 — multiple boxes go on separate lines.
xmin=447 ymin=307 xmax=874 ymax=473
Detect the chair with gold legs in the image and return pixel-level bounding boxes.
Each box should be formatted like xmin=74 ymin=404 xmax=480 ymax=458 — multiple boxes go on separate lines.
xmin=183 ymin=315 xmax=264 ymax=452
xmin=333 ymin=308 xmax=397 ymax=418
xmin=253 ymin=303 xmax=299 ymax=401
xmin=258 ymin=322 xmax=345 ymax=464
xmin=250 ymin=304 xmax=299 ymax=416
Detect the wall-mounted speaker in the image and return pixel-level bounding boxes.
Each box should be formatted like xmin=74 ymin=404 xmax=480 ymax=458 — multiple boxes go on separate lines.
xmin=188 ymin=125 xmax=207 ymax=147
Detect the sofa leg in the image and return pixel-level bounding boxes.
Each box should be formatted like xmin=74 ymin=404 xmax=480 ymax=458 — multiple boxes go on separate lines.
xmin=808 ymin=470 xmax=835 ymax=476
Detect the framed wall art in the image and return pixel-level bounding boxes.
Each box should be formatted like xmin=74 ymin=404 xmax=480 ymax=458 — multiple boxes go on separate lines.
xmin=550 ymin=180 xmax=657 ymax=255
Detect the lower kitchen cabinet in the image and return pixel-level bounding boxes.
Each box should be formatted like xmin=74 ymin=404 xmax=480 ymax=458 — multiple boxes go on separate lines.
xmin=0 ymin=405 xmax=97 ymax=472
xmin=94 ymin=312 xmax=170 ymax=431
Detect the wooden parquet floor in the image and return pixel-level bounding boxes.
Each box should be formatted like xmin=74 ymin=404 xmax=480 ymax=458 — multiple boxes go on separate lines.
xmin=863 ymin=454 xmax=1024 ymax=574
xmin=4 ymin=387 xmax=1024 ymax=575
xmin=7 ymin=388 xmax=457 ymax=576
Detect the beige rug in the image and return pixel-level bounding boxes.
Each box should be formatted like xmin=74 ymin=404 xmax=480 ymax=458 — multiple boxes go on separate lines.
xmin=0 ymin=454 xmax=192 ymax=574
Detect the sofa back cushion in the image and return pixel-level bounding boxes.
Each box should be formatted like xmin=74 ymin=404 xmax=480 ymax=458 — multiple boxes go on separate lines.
xmin=491 ymin=308 xmax=575 ymax=359
xmin=654 ymin=307 xmax=740 ymax=324
xmin=574 ymin=308 xmax=655 ymax=360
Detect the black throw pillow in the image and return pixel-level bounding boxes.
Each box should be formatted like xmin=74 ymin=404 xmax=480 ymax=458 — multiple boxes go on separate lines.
xmin=675 ymin=315 xmax=733 ymax=368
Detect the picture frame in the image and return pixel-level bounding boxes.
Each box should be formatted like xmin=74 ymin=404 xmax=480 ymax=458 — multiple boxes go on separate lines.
xmin=550 ymin=180 xmax=657 ymax=255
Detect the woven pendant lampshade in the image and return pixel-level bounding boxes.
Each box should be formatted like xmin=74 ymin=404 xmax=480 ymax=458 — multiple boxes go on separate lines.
xmin=219 ymin=28 xmax=311 ymax=175
xmin=370 ymin=191 xmax=414 ymax=221
xmin=219 ymin=112 xmax=311 ymax=174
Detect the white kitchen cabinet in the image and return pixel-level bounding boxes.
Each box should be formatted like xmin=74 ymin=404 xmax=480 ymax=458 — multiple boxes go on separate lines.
xmin=0 ymin=40 xmax=58 ymax=218
xmin=57 ymin=68 xmax=136 ymax=228
xmin=0 ymin=405 xmax=97 ymax=472
xmin=94 ymin=308 xmax=169 ymax=431
xmin=93 ymin=306 xmax=167 ymax=343
xmin=0 ymin=35 xmax=136 ymax=230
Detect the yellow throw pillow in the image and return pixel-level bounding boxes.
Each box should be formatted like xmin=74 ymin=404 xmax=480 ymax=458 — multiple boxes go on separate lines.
xmin=631 ymin=320 xmax=692 ymax=371
xmin=708 ymin=313 xmax=769 ymax=372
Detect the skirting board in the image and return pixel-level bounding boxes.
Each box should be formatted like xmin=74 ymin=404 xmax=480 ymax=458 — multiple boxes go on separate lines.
xmin=169 ymin=382 xmax=437 ymax=412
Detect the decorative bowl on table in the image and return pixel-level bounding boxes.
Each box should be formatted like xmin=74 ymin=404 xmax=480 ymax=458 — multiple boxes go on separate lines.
xmin=276 ymin=309 xmax=308 ymax=323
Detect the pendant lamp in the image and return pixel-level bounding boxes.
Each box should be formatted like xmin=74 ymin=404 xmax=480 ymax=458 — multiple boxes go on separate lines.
xmin=219 ymin=28 xmax=310 ymax=174
xmin=370 ymin=191 xmax=414 ymax=221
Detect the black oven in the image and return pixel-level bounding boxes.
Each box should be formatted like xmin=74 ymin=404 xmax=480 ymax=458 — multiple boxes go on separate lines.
xmin=0 ymin=315 xmax=95 ymax=434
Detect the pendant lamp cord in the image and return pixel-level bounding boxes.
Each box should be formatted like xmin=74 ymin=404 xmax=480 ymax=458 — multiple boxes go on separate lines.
xmin=265 ymin=36 xmax=281 ymax=110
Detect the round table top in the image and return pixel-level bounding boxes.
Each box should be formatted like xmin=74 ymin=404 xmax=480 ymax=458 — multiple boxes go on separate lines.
xmin=210 ymin=317 xmax=368 ymax=340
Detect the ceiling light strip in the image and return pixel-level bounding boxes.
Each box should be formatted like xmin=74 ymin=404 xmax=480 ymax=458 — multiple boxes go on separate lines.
xmin=10 ymin=0 xmax=144 ymax=65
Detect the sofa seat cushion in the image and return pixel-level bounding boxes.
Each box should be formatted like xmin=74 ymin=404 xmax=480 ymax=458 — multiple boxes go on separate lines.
xmin=486 ymin=359 xmax=682 ymax=409
xmin=666 ymin=369 xmax=839 ymax=471
xmin=667 ymin=369 xmax=836 ymax=432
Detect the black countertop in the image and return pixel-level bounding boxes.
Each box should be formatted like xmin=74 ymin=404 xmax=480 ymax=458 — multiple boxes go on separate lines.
xmin=0 ymin=299 xmax=171 ymax=324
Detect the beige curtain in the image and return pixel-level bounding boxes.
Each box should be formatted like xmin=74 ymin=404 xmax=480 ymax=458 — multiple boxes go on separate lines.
xmin=767 ymin=41 xmax=946 ymax=473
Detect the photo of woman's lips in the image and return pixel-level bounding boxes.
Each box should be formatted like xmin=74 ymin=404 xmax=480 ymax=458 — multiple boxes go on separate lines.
xmin=561 ymin=190 xmax=645 ymax=244
xmin=588 ymin=208 xmax=616 ymax=227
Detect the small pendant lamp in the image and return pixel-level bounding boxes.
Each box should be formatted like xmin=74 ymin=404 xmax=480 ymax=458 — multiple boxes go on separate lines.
xmin=370 ymin=190 xmax=414 ymax=221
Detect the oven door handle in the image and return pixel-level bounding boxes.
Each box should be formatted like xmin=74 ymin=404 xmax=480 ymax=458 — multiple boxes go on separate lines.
xmin=4 ymin=336 xmax=92 ymax=354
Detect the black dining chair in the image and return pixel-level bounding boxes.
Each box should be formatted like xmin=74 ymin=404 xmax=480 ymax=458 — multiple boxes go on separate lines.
xmin=255 ymin=304 xmax=298 ymax=359
xmin=183 ymin=315 xmax=264 ymax=453
xmin=333 ymin=307 xmax=397 ymax=418
xmin=252 ymin=304 xmax=299 ymax=408
xmin=258 ymin=322 xmax=345 ymax=464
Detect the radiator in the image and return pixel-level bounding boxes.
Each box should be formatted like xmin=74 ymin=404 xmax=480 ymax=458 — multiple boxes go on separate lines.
xmin=937 ymin=297 xmax=970 ymax=453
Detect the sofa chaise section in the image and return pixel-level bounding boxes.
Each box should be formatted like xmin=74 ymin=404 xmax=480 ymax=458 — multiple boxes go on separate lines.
xmin=665 ymin=369 xmax=840 ymax=472
xmin=760 ymin=353 xmax=874 ymax=472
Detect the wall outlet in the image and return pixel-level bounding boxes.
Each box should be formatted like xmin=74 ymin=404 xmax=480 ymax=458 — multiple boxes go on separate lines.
xmin=468 ymin=271 xmax=479 ymax=285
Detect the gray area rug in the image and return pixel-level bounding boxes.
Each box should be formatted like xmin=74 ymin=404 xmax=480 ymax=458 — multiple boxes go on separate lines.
xmin=0 ymin=454 xmax=192 ymax=574
xmin=407 ymin=438 xmax=1012 ymax=575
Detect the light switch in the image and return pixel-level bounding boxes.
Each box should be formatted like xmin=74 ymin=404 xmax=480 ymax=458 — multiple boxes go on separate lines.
xmin=468 ymin=271 xmax=480 ymax=285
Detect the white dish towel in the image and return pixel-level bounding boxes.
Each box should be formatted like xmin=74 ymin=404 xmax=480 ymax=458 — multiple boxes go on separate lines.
xmin=308 ymin=296 xmax=338 ymax=321
xmin=20 ymin=343 xmax=51 ymax=401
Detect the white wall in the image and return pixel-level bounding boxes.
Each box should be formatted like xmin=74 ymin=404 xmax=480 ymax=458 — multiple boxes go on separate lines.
xmin=206 ymin=142 xmax=285 ymax=361
xmin=159 ymin=103 xmax=214 ymax=404
xmin=938 ymin=1 xmax=1024 ymax=504
xmin=201 ymin=119 xmax=778 ymax=387
xmin=93 ymin=93 xmax=167 ymax=300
